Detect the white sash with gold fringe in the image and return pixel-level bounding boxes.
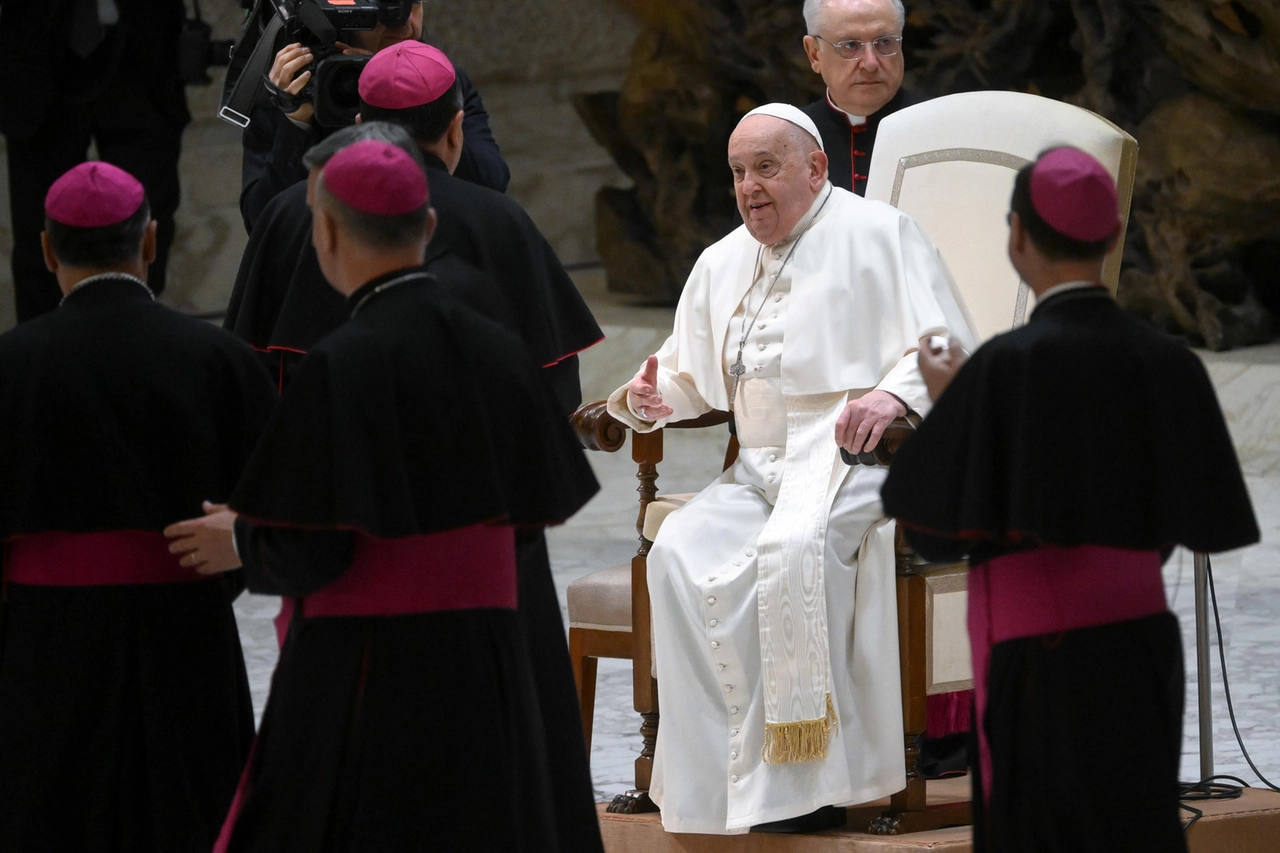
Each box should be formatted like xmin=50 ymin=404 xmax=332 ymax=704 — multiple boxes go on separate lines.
xmin=752 ymin=390 xmax=850 ymax=763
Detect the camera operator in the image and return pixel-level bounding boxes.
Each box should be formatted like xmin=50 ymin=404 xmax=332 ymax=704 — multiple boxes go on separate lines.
xmin=0 ymin=0 xmax=189 ymax=323
xmin=239 ymin=0 xmax=508 ymax=234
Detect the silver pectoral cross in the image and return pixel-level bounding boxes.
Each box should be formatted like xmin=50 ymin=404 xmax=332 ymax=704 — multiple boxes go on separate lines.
xmin=729 ymin=351 xmax=746 ymax=418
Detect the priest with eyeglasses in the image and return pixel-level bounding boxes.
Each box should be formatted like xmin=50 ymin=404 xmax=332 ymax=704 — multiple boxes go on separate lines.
xmin=801 ymin=0 xmax=921 ymax=196
xmin=606 ymin=103 xmax=974 ymax=834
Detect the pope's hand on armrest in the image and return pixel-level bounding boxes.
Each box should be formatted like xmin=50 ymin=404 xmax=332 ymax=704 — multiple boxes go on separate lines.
xmin=834 ymin=390 xmax=907 ymax=454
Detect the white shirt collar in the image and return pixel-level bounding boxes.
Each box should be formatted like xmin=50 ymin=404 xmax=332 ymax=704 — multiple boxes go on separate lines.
xmin=1037 ymin=280 xmax=1101 ymax=303
xmin=825 ymin=90 xmax=867 ymax=127
xmin=58 ymin=272 xmax=154 ymax=307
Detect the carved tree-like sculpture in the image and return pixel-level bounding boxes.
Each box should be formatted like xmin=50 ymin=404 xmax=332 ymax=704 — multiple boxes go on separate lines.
xmin=578 ymin=0 xmax=1280 ymax=348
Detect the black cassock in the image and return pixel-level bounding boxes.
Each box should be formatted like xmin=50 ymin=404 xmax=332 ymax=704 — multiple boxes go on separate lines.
xmin=0 ymin=278 xmax=277 ymax=851
xmin=225 ymin=153 xmax=602 ymax=413
xmin=220 ymin=272 xmax=600 ymax=852
xmin=224 ymin=158 xmax=606 ymax=851
xmin=882 ymin=287 xmax=1259 ymax=853
xmin=803 ymin=87 xmax=921 ymax=196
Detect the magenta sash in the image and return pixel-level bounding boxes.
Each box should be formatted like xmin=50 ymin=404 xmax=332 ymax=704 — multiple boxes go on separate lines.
xmin=300 ymin=524 xmax=517 ymax=618
xmin=4 ymin=531 xmax=202 ymax=586
xmin=968 ymin=545 xmax=1168 ymax=804
xmin=214 ymin=523 xmax=517 ymax=852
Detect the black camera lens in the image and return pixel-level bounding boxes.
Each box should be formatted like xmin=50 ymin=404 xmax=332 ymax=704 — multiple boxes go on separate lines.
xmin=312 ymin=54 xmax=371 ymax=127
xmin=328 ymin=65 xmax=362 ymax=109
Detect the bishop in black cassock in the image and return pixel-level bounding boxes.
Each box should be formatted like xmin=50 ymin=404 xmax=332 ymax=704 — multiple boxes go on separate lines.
xmin=211 ymin=139 xmax=600 ymax=853
xmin=210 ymin=44 xmax=604 ymax=850
xmin=0 ymin=163 xmax=276 ymax=851
xmin=882 ymin=148 xmax=1259 ymax=852
xmin=801 ymin=0 xmax=922 ymax=196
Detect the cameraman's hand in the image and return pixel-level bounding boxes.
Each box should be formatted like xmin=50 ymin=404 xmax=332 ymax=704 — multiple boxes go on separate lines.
xmin=269 ymin=42 xmax=315 ymax=124
xmin=335 ymin=41 xmax=372 ymax=57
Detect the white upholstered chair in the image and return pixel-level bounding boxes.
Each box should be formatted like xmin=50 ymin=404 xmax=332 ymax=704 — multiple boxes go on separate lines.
xmin=566 ymin=90 xmax=1138 ymax=830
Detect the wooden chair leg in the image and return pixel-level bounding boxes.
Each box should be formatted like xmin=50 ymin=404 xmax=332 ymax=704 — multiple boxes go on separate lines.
xmin=607 ymin=551 xmax=661 ymax=814
xmin=568 ymin=628 xmax=598 ymax=753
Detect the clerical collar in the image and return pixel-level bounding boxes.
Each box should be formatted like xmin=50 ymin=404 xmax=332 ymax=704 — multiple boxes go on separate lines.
xmin=58 ymin=272 xmax=154 ymax=307
xmin=825 ymin=90 xmax=866 ymax=127
xmin=1037 ymin=280 xmax=1101 ymax=303
xmin=1031 ymin=280 xmax=1108 ymax=318
xmin=348 ymin=266 xmax=432 ymax=317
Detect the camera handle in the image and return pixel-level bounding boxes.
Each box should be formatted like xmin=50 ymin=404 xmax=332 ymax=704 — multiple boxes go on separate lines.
xmin=219 ymin=0 xmax=288 ymax=128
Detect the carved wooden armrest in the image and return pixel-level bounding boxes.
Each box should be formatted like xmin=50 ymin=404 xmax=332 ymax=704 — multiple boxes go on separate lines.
xmin=843 ymin=413 xmax=922 ymax=467
xmin=571 ymin=401 xmax=628 ymax=452
xmin=570 ymin=402 xmax=733 ymax=453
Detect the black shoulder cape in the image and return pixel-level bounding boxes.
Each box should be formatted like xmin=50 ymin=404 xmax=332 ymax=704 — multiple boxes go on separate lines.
xmin=230 ymin=270 xmax=599 ymax=537
xmin=881 ymin=288 xmax=1259 ymax=556
xmin=224 ymin=161 xmax=602 ymax=393
xmin=0 ymin=278 xmax=277 ymax=537
xmin=803 ymin=87 xmax=922 ymax=195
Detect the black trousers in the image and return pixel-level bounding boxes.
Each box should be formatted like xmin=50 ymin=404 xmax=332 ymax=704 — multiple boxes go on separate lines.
xmin=6 ymin=83 xmax=183 ymax=322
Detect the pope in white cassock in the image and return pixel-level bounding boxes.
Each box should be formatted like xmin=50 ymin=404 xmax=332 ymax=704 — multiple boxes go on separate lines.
xmin=606 ymin=103 xmax=977 ymax=835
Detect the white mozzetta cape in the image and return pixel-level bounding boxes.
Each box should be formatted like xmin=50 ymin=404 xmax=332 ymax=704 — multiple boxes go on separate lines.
xmin=644 ymin=185 xmax=975 ymax=418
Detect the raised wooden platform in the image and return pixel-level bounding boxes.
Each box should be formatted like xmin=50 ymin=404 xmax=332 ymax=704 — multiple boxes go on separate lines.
xmin=597 ymin=778 xmax=1280 ymax=852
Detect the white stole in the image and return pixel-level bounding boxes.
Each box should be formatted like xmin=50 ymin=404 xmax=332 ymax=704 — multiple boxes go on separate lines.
xmin=752 ymin=390 xmax=849 ymax=762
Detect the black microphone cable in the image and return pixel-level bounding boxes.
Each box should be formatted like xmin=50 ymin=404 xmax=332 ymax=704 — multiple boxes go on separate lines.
xmin=1177 ymin=555 xmax=1279 ymax=831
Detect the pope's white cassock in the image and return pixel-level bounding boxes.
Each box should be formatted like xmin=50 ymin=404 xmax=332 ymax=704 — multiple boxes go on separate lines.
xmin=607 ymin=180 xmax=976 ymax=834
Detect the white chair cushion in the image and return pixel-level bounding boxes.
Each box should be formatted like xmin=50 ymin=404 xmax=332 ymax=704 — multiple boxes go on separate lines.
xmin=567 ymin=563 xmax=631 ymax=631
xmin=641 ymin=492 xmax=696 ymax=543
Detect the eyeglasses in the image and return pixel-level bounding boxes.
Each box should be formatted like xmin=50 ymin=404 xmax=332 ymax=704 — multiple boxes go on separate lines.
xmin=813 ymin=34 xmax=903 ymax=60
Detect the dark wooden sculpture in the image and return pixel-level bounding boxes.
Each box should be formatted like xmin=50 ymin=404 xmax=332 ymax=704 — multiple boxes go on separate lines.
xmin=579 ymin=0 xmax=1280 ymax=348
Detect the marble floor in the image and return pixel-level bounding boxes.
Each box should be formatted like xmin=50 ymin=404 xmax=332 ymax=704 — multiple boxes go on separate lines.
xmin=233 ymin=271 xmax=1280 ymax=804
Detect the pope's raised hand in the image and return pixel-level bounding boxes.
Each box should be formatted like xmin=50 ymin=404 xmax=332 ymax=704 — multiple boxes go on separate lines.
xmin=627 ymin=355 xmax=673 ymax=422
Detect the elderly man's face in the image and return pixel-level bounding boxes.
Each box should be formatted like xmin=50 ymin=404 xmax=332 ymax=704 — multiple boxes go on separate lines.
xmin=803 ymin=0 xmax=904 ymax=117
xmin=728 ymin=116 xmax=827 ymax=246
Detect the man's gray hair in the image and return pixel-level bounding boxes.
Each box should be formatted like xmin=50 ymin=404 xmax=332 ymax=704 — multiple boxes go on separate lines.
xmin=803 ymin=0 xmax=905 ymax=34
xmin=301 ymin=121 xmax=426 ymax=172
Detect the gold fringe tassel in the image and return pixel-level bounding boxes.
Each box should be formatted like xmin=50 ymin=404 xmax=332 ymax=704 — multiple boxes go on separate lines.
xmin=760 ymin=694 xmax=839 ymax=764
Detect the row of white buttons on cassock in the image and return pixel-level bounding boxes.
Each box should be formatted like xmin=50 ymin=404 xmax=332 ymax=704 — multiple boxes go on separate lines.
xmin=703 ymin=542 xmax=759 ymax=786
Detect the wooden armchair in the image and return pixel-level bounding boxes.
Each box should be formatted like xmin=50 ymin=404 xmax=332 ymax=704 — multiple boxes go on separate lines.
xmin=567 ymin=402 xmax=973 ymax=833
